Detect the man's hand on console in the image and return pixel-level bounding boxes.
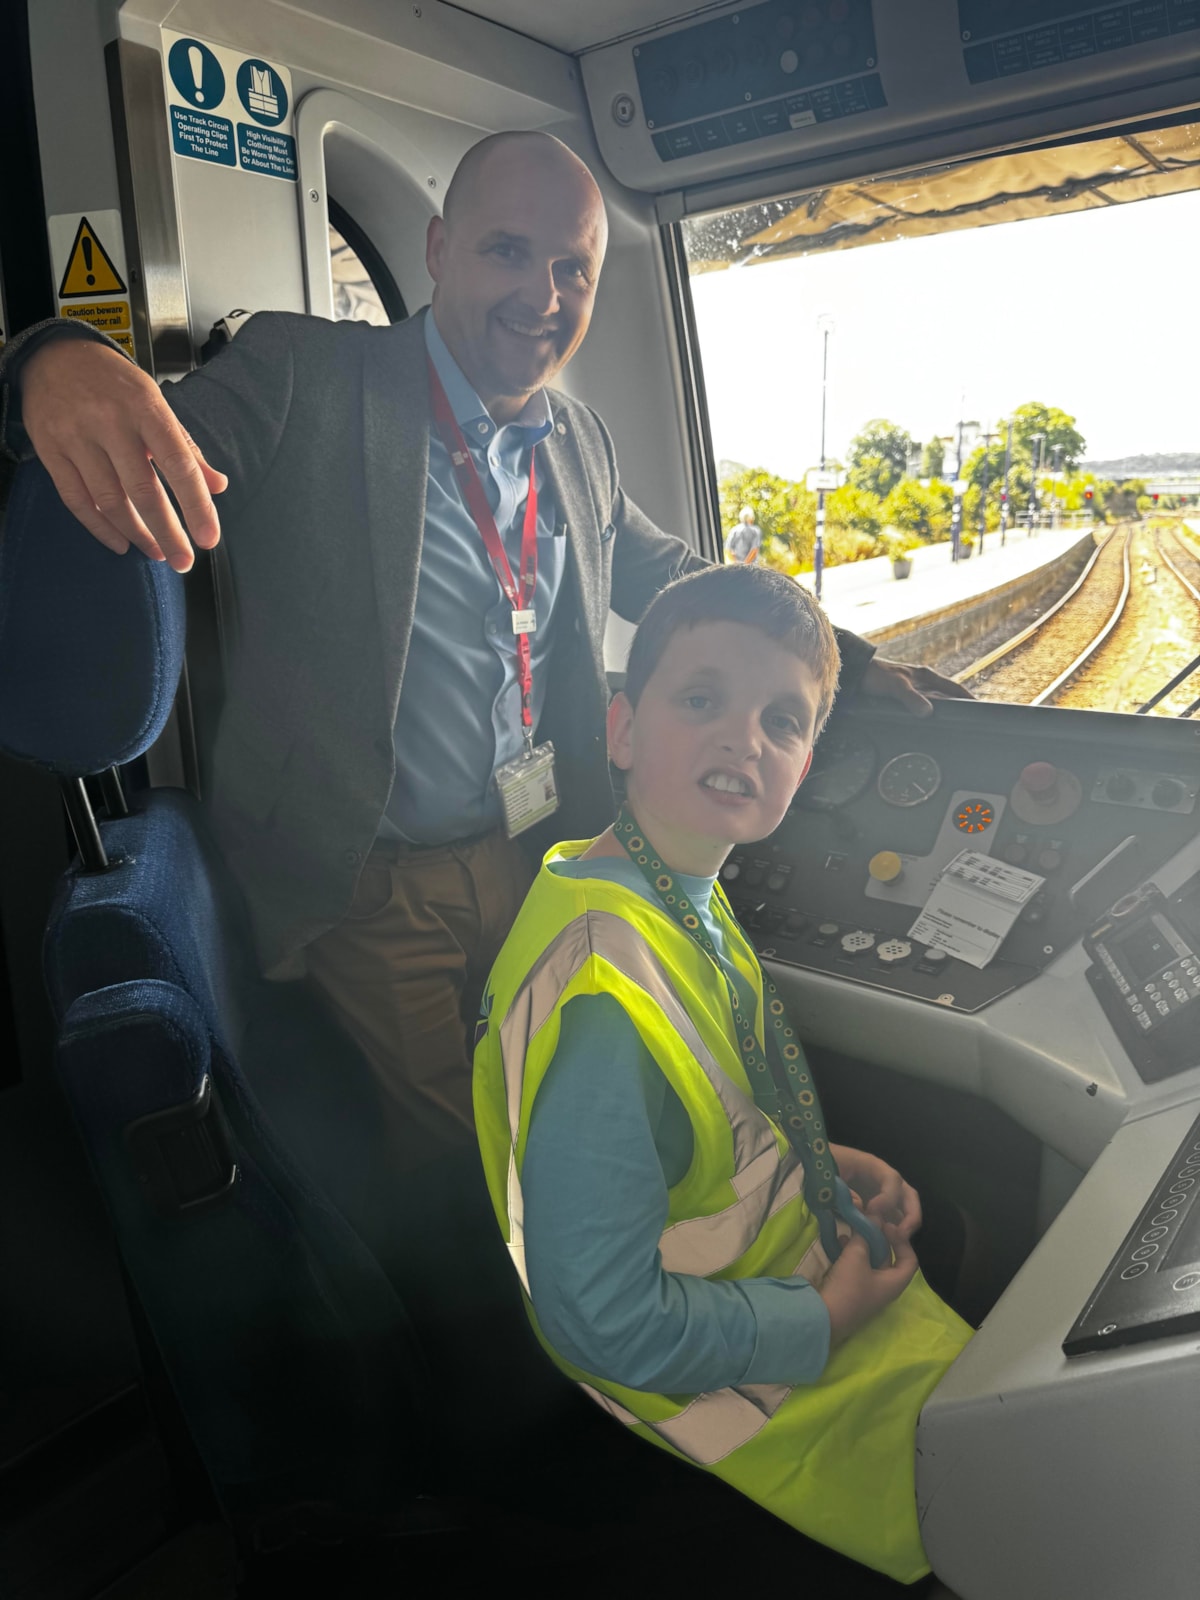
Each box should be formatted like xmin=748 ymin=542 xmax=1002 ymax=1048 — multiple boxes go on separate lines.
xmin=859 ymin=657 xmax=974 ymax=717
xmin=20 ymin=339 xmax=227 ymax=573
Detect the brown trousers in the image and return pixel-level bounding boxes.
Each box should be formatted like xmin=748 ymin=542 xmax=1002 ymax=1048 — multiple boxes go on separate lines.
xmin=304 ymin=829 xmax=536 ymax=1169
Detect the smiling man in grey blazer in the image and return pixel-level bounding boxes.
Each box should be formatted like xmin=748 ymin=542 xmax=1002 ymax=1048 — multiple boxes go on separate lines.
xmin=3 ymin=131 xmax=964 ymax=1167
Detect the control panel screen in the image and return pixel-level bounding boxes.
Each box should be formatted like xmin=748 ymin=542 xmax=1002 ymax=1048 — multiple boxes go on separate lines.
xmin=1117 ymin=920 xmax=1175 ymax=982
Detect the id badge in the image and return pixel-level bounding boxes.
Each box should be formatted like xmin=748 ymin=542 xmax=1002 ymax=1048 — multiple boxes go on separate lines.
xmin=495 ymin=741 xmax=559 ymax=838
xmin=511 ymin=608 xmax=537 ymax=635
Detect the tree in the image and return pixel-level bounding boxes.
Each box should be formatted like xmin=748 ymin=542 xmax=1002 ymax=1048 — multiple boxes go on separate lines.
xmin=881 ymin=478 xmax=953 ymax=542
xmin=847 ymin=419 xmax=914 ymax=499
xmin=920 ymin=437 xmax=947 ymax=480
xmin=828 ymin=484 xmax=884 ymax=538
xmin=1098 ymin=479 xmax=1147 ymax=521
xmin=1009 ymin=402 xmax=1086 ymax=474
xmin=717 ymin=466 xmax=816 ymax=571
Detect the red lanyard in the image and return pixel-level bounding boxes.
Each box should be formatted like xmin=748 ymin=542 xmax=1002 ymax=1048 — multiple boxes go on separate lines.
xmin=427 ymin=356 xmax=539 ymax=746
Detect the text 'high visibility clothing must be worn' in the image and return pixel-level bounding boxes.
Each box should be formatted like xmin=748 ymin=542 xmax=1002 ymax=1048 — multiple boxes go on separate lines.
xmin=473 ymin=842 xmax=973 ymax=1584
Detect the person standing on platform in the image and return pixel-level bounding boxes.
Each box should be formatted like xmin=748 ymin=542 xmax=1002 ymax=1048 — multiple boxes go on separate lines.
xmin=725 ymin=505 xmax=763 ymax=564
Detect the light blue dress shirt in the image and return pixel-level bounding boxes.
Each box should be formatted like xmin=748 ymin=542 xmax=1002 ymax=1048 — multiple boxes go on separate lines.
xmin=382 ymin=313 xmax=566 ymax=843
xmin=522 ymin=854 xmax=867 ymax=1395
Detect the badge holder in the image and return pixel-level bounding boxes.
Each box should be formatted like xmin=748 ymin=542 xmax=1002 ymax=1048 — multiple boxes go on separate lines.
xmin=496 ymin=739 xmax=559 ymax=839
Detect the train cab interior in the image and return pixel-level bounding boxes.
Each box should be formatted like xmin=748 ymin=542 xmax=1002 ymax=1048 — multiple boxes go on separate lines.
xmin=1 ymin=3 xmax=1199 ymax=1597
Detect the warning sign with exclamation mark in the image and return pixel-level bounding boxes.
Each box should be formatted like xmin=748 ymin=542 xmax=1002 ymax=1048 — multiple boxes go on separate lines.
xmin=48 ymin=210 xmax=136 ymax=362
xmin=58 ymin=218 xmax=127 ymax=298
xmin=162 ymin=31 xmax=294 ymax=180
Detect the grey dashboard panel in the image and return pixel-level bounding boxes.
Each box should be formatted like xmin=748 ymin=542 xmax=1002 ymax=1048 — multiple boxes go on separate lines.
xmin=581 ymin=0 xmax=1200 ymax=200
xmin=916 ymin=1099 xmax=1200 ymax=1600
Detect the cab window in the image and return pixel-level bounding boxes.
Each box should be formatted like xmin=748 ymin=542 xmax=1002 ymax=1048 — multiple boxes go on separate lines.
xmin=682 ymin=118 xmax=1200 ymax=715
xmin=327 ymin=199 xmax=407 ymax=326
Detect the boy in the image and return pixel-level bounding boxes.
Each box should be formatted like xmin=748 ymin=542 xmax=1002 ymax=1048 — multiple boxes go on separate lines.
xmin=473 ymin=565 xmax=972 ymax=1583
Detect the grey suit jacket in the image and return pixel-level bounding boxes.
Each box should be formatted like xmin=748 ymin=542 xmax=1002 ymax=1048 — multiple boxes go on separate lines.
xmin=161 ymin=309 xmax=709 ymax=974
xmin=1 ymin=309 xmax=874 ymax=979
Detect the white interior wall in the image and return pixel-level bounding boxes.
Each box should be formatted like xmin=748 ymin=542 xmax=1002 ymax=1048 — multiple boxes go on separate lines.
xmin=112 ymin=0 xmax=698 ymax=548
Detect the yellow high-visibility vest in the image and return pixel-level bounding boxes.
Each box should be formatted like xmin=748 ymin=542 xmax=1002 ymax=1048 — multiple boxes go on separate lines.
xmin=474 ymin=843 xmax=972 ymax=1584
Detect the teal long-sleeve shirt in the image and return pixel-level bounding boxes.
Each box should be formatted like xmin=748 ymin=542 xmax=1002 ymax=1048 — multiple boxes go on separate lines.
xmin=522 ymin=854 xmax=877 ymax=1395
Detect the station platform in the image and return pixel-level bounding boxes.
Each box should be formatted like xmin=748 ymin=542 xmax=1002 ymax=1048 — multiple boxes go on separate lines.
xmin=796 ymin=523 xmax=1096 ymax=642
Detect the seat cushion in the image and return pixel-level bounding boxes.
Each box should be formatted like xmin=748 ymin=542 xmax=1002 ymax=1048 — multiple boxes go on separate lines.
xmin=58 ymin=976 xmax=430 ymax=1522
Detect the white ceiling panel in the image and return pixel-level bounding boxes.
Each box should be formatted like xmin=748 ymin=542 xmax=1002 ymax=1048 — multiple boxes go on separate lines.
xmin=447 ymin=1 xmax=708 ymax=55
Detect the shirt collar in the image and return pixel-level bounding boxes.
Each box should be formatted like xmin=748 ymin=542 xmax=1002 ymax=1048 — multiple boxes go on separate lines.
xmin=425 ymin=309 xmax=553 ymax=444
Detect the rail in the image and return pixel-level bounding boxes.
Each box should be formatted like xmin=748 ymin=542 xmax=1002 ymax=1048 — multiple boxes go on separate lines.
xmin=1139 ymin=528 xmax=1200 ymax=717
xmin=1033 ymin=528 xmax=1133 ymax=706
xmin=951 ymin=527 xmax=1125 ymax=690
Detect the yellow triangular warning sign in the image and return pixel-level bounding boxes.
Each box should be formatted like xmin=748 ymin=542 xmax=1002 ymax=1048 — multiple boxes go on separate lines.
xmin=58 ymin=217 xmax=127 ymax=299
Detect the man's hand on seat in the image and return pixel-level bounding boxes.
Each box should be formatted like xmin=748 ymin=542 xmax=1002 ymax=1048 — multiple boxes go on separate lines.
xmin=20 ymin=339 xmax=227 ymax=573
xmin=859 ymin=657 xmax=973 ymax=717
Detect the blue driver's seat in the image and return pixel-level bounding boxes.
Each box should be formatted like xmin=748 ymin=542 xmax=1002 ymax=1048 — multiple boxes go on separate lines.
xmin=0 ymin=459 xmax=429 ymax=1540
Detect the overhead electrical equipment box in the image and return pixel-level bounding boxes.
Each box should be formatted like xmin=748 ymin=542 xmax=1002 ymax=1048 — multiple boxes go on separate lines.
xmin=582 ymin=0 xmax=1200 ymax=195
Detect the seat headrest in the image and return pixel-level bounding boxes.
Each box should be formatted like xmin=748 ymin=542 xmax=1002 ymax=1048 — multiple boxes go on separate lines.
xmin=0 ymin=459 xmax=186 ymax=775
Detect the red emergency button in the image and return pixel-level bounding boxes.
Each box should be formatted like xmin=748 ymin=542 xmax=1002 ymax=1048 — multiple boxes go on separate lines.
xmin=1020 ymin=762 xmax=1060 ymax=802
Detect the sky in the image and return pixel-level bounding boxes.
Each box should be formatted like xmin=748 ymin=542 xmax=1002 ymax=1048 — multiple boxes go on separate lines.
xmin=688 ymin=187 xmax=1200 ymax=480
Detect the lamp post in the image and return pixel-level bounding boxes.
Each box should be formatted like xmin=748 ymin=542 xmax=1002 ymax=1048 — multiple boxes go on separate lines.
xmin=1052 ymin=444 xmax=1063 ymax=529
xmin=1027 ymin=431 xmax=1044 ymax=536
xmin=999 ymin=418 xmax=1013 ymax=546
xmin=979 ymin=425 xmax=995 ymax=557
xmin=813 ymin=313 xmax=835 ymax=601
xmin=949 ymin=415 xmax=979 ymax=561
xmin=950 ymin=416 xmax=965 ymax=561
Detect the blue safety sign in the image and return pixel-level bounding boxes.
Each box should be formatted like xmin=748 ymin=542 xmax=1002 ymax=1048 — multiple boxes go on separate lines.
xmin=167 ymin=37 xmax=225 ymax=110
xmin=236 ymin=58 xmax=289 ymax=127
xmin=163 ymin=30 xmax=296 ymax=181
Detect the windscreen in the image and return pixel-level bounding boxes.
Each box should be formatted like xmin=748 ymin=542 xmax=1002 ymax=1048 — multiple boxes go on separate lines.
xmin=682 ymin=120 xmax=1200 ymax=716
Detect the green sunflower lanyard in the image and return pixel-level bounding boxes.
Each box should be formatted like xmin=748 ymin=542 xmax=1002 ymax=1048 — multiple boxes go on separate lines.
xmin=614 ymin=807 xmax=844 ymax=1261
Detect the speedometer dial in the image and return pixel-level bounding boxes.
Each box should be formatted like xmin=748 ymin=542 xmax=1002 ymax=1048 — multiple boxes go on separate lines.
xmin=792 ymin=731 xmax=876 ymax=812
xmin=877 ymin=752 xmax=942 ymax=808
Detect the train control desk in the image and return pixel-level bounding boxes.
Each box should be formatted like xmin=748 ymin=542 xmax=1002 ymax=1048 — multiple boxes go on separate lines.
xmin=729 ymin=697 xmax=1200 ymax=1599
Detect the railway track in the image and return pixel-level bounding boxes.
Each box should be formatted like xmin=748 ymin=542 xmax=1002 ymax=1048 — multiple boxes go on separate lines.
xmin=951 ymin=521 xmax=1200 ymax=714
xmin=1138 ymin=527 xmax=1200 ymax=718
xmin=1159 ymin=524 xmax=1200 ymax=602
xmin=953 ymin=526 xmax=1132 ymax=705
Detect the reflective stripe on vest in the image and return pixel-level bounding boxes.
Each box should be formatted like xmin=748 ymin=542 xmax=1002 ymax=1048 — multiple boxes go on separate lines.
xmin=579 ymin=1378 xmax=793 ymax=1466
xmin=494 ymin=906 xmax=831 ymax=1464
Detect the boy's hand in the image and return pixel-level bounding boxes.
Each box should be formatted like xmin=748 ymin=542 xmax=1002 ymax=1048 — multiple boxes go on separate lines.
xmin=819 ymin=1226 xmax=919 ymax=1347
xmin=831 ymin=1144 xmax=921 ymax=1238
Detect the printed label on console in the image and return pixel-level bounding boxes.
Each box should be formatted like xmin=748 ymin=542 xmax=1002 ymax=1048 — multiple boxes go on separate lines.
xmin=909 ymin=849 xmax=1045 ymax=968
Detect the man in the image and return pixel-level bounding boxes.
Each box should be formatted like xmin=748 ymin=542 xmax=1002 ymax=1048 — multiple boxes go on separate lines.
xmin=0 ymin=131 xmax=965 ymax=1167
xmin=725 ymin=506 xmax=762 ymax=564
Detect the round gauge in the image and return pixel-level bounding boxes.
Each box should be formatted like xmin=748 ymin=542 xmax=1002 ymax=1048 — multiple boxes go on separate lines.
xmin=954 ymin=799 xmax=995 ymax=834
xmin=792 ymin=730 xmax=876 ymax=812
xmin=877 ymin=752 xmax=942 ymax=808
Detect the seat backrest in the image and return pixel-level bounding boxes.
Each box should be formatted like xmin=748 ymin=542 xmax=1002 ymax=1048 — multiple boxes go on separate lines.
xmin=0 ymin=459 xmax=428 ymax=1533
xmin=0 ymin=460 xmax=185 ymax=775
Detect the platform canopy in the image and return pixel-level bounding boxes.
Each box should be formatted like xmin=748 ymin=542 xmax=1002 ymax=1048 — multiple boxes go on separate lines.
xmin=684 ymin=118 xmax=1200 ymax=272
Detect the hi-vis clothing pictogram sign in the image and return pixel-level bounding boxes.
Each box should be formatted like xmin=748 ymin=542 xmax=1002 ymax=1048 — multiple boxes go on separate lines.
xmin=163 ymin=31 xmax=297 ymax=181
xmin=57 ymin=217 xmax=127 ymax=298
xmin=47 ymin=211 xmax=136 ymax=362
